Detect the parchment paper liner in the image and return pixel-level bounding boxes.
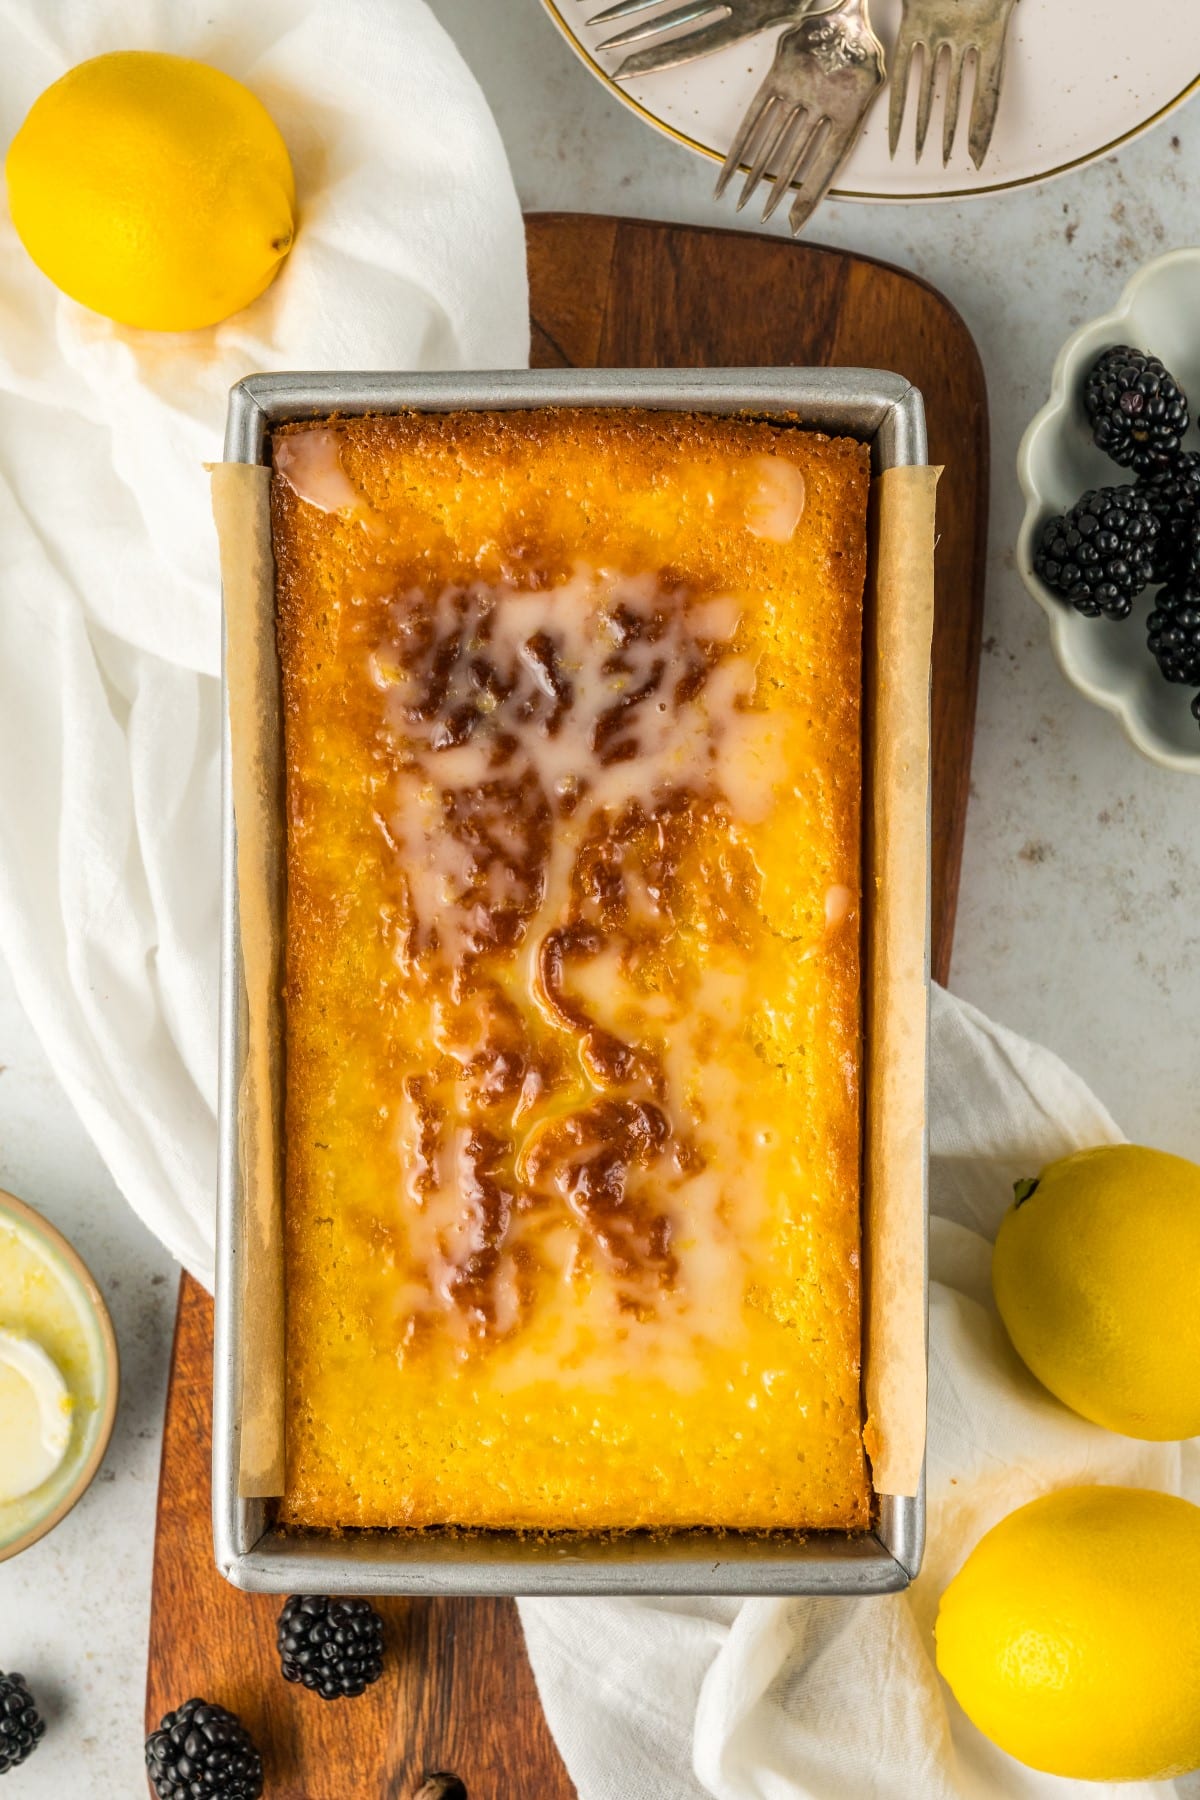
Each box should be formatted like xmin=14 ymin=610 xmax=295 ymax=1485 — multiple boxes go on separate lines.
xmin=212 ymin=454 xmax=936 ymax=1507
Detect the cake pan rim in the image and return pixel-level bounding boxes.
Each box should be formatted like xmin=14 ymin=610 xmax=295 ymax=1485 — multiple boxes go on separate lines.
xmin=214 ymin=365 xmax=930 ymax=1597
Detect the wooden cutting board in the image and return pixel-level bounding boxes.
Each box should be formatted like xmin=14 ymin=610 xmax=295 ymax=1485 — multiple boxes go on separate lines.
xmin=146 ymin=212 xmax=987 ymax=1798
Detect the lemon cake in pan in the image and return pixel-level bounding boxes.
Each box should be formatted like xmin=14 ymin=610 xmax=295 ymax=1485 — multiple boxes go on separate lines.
xmin=272 ymin=407 xmax=872 ymax=1533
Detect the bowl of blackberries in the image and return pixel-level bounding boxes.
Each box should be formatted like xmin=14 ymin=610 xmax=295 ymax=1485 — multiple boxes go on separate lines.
xmin=1018 ymin=246 xmax=1200 ymax=770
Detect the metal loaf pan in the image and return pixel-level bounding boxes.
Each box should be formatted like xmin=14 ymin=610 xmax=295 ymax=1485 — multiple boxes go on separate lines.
xmin=215 ymin=367 xmax=930 ymax=1596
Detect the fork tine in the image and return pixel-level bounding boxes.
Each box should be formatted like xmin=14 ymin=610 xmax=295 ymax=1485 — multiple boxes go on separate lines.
xmin=786 ymin=116 xmax=840 ymax=235
xmin=614 ymin=10 xmax=740 ymax=77
xmin=738 ymin=103 xmax=797 ymax=212
xmin=586 ymin=0 xmax=668 ymax=24
xmin=714 ymin=90 xmax=775 ymax=201
xmin=913 ymin=41 xmax=941 ymax=162
xmin=887 ymin=38 xmax=915 ymax=159
xmin=596 ymin=0 xmax=725 ymax=50
xmin=967 ymin=29 xmax=1009 ymax=169
xmin=941 ymin=46 xmax=966 ymax=164
xmin=761 ymin=108 xmax=815 ymax=222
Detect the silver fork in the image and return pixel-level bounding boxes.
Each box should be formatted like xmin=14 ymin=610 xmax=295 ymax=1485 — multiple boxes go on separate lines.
xmin=887 ymin=0 xmax=1018 ymax=168
xmin=714 ymin=0 xmax=885 ymax=234
xmin=583 ymin=0 xmax=812 ymax=79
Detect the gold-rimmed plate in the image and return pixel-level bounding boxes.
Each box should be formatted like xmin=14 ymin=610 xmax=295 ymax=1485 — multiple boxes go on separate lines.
xmin=542 ymin=0 xmax=1200 ymax=203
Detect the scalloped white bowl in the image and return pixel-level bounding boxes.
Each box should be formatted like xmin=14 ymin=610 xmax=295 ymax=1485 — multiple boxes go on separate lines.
xmin=1017 ymin=246 xmax=1200 ymax=772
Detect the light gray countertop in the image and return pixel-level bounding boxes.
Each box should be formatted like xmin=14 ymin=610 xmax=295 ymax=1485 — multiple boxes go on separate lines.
xmin=1 ymin=5 xmax=1198 ymax=1793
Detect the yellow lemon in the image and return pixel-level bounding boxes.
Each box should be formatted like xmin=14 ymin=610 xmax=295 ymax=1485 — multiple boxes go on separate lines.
xmin=936 ymin=1486 xmax=1200 ymax=1781
xmin=992 ymin=1143 xmax=1200 ymax=1439
xmin=5 ymin=50 xmax=295 ymax=330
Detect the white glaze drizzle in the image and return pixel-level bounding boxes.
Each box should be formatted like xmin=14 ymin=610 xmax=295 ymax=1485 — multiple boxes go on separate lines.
xmin=364 ymin=566 xmax=806 ymax=1372
xmin=274 ymin=428 xmax=384 ymax=532
xmin=746 ymin=456 xmax=807 ymax=543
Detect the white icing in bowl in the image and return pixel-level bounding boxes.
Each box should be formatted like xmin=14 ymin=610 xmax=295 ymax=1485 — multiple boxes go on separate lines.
xmin=0 ymin=1329 xmax=72 ymax=1502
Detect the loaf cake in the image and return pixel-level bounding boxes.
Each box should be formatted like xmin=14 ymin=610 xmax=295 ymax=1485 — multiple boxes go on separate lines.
xmin=273 ymin=408 xmax=871 ymax=1532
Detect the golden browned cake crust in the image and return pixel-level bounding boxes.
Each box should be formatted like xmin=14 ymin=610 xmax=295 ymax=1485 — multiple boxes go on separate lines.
xmin=274 ymin=408 xmax=871 ymax=1532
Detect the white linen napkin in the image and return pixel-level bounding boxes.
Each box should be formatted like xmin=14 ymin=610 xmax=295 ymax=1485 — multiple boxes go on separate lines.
xmin=519 ymin=985 xmax=1200 ymax=1800
xmin=0 ymin=0 xmax=529 ymax=1282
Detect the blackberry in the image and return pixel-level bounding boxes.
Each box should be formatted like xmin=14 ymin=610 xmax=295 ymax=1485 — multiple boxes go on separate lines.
xmin=1083 ymin=345 xmax=1189 ymax=473
xmin=1147 ymin=581 xmax=1200 ymax=685
xmin=277 ymin=1594 xmax=385 ymax=1700
xmin=1177 ymin=523 xmax=1200 ymax=592
xmin=1138 ymin=452 xmax=1200 ymax=580
xmin=1033 ymin=485 xmax=1159 ymax=619
xmin=145 ymin=1698 xmax=262 ymax=1800
xmin=0 ymin=1672 xmax=44 ymax=1774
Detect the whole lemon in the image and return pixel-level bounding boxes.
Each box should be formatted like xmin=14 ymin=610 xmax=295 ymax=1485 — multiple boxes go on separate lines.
xmin=936 ymin=1486 xmax=1200 ymax=1781
xmin=992 ymin=1143 xmax=1200 ymax=1439
xmin=5 ymin=50 xmax=295 ymax=330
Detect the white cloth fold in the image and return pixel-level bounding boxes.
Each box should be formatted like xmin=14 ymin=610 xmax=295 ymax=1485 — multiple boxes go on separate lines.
xmin=0 ymin=0 xmax=529 ymax=1283
xmin=519 ymin=986 xmax=1200 ymax=1800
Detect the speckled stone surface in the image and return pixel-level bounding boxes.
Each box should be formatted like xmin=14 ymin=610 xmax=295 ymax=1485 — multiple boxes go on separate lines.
xmin=0 ymin=5 xmax=1198 ymax=1793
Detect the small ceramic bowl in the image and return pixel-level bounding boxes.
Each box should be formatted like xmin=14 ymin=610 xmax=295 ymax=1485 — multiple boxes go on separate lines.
xmin=0 ymin=1190 xmax=119 ymax=1561
xmin=1017 ymin=245 xmax=1200 ymax=772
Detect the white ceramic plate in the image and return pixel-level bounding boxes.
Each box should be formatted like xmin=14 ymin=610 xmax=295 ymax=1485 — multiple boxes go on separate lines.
xmin=542 ymin=0 xmax=1200 ymax=203
xmin=1017 ymin=247 xmax=1200 ymax=773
